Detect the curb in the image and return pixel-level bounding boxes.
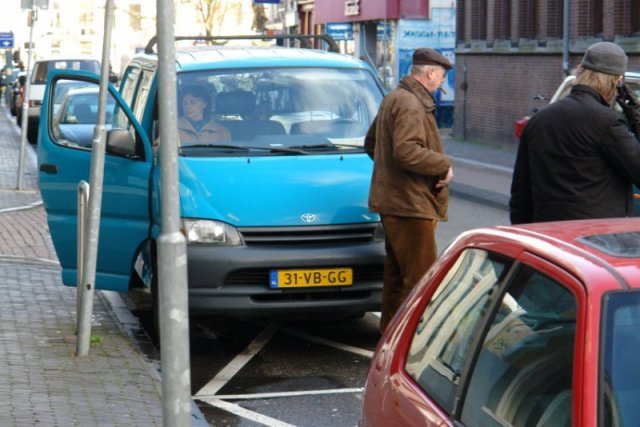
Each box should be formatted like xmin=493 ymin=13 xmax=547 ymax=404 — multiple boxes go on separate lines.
xmin=450 ymin=182 xmax=510 ymax=212
xmin=101 ymin=291 xmax=210 ymax=426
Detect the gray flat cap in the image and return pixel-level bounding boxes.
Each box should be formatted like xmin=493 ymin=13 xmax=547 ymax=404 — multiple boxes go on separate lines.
xmin=581 ymin=42 xmax=628 ymax=76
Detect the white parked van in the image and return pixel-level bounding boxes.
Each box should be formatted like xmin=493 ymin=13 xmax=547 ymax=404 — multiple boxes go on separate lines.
xmin=26 ymin=57 xmax=100 ymax=143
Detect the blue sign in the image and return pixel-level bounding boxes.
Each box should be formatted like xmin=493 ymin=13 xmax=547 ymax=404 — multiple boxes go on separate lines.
xmin=21 ymin=0 xmax=49 ymax=9
xmin=377 ymin=23 xmax=390 ymax=40
xmin=0 ymin=32 xmax=14 ymax=49
xmin=326 ymin=23 xmax=353 ymax=41
xmin=253 ymin=0 xmax=280 ymax=3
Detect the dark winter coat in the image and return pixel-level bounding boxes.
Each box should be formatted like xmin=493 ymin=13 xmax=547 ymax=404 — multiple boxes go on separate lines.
xmin=510 ymin=84 xmax=640 ymax=224
xmin=364 ymin=75 xmax=451 ymax=220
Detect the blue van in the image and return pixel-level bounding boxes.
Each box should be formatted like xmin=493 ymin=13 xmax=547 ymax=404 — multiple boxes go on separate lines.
xmin=37 ymin=36 xmax=385 ymax=318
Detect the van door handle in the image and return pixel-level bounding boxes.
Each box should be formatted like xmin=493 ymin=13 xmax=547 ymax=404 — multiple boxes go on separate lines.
xmin=39 ymin=164 xmax=58 ymax=174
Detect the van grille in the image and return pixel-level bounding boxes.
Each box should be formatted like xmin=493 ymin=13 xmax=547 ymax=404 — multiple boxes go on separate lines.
xmin=237 ymin=223 xmax=379 ymax=245
xmin=252 ymin=290 xmax=373 ymax=303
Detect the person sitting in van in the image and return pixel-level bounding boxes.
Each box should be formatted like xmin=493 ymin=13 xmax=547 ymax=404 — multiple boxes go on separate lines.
xmin=178 ymin=84 xmax=230 ymax=144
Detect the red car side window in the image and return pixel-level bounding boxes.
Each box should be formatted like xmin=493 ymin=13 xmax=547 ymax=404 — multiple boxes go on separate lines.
xmin=405 ymin=249 xmax=511 ymax=413
xmin=460 ymin=266 xmax=576 ymax=426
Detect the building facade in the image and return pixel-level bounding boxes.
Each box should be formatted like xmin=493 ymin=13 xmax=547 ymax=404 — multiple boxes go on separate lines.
xmin=3 ymin=0 xmax=257 ymax=76
xmin=281 ymin=0 xmax=456 ymax=126
xmin=455 ymin=0 xmax=640 ymax=146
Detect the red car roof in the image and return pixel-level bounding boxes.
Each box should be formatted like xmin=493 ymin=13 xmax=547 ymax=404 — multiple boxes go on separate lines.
xmin=452 ymin=218 xmax=640 ymax=291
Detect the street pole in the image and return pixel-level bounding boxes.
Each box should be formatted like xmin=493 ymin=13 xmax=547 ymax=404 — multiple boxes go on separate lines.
xmin=156 ymin=0 xmax=192 ymax=425
xmin=16 ymin=6 xmax=36 ymax=190
xmin=563 ymin=0 xmax=570 ymax=76
xmin=76 ymin=0 xmax=115 ymax=357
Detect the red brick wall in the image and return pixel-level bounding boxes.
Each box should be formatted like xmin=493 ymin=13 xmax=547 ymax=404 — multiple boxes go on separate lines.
xmin=452 ymin=54 xmax=640 ymax=147
xmin=453 ymin=0 xmax=640 ymax=147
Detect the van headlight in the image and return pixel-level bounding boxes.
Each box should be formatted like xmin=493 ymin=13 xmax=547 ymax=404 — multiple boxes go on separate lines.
xmin=181 ymin=219 xmax=243 ymax=245
xmin=373 ymin=222 xmax=385 ymax=240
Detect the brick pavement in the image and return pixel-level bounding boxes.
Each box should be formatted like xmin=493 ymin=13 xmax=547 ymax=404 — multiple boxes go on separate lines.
xmin=0 ymin=105 xmax=164 ymax=426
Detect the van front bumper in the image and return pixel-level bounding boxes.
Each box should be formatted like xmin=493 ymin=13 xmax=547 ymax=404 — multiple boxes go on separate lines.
xmin=185 ymin=242 xmax=384 ymax=316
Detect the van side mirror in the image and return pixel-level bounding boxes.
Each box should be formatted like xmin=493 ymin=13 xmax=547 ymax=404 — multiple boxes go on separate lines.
xmin=106 ymin=129 xmax=137 ymax=158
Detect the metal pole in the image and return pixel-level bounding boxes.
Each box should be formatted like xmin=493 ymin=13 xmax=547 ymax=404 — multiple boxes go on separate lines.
xmin=562 ymin=0 xmax=570 ymax=76
xmin=16 ymin=6 xmax=36 ymax=190
xmin=76 ymin=0 xmax=115 ymax=357
xmin=76 ymin=181 xmax=89 ymax=322
xmin=156 ymin=0 xmax=192 ymax=425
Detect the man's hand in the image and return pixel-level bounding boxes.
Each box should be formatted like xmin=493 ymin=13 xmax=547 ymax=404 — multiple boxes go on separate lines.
xmin=436 ymin=166 xmax=453 ymax=189
xmin=616 ymin=84 xmax=640 ymax=139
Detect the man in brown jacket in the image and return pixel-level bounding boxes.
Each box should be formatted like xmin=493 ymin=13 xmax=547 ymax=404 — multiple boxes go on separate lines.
xmin=365 ymin=48 xmax=453 ymax=332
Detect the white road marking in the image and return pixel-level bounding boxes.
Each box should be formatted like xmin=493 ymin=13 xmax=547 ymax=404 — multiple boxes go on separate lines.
xmin=198 ymin=398 xmax=297 ymax=427
xmin=202 ymin=387 xmax=364 ymax=401
xmin=281 ymin=326 xmax=374 ymax=359
xmin=195 ymin=321 xmax=280 ymax=397
xmin=196 ymin=314 xmax=379 ymax=424
xmin=449 ymin=155 xmax=513 ymax=174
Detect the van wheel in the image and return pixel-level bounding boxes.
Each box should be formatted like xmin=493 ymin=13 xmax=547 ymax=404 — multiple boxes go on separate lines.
xmin=149 ymin=251 xmax=161 ymax=347
xmin=27 ymin=124 xmax=38 ymax=144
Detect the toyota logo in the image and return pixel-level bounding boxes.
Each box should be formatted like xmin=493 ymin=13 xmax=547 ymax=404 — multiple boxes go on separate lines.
xmin=301 ymin=213 xmax=317 ymax=223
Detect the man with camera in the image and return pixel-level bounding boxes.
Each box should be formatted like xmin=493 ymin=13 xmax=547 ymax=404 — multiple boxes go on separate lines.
xmin=510 ymin=41 xmax=640 ymax=224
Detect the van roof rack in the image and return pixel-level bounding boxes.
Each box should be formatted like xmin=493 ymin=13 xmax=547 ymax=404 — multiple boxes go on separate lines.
xmin=144 ymin=34 xmax=340 ymax=55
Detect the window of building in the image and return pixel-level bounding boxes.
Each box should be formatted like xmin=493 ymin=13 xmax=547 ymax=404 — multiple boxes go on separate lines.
xmin=130 ymin=4 xmax=142 ymax=31
xmin=494 ymin=0 xmax=511 ymax=41
xmin=519 ymin=0 xmax=538 ymax=39
xmin=457 ymin=0 xmax=466 ymax=44
xmin=471 ymin=0 xmax=487 ymax=40
xmin=547 ymin=0 xmax=564 ymax=39
xmin=633 ymin=0 xmax=640 ymax=35
xmin=79 ymin=9 xmax=93 ymax=35
xmin=592 ymin=0 xmax=604 ymax=35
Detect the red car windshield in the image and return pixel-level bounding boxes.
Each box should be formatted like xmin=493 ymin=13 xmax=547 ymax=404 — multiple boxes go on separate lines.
xmin=601 ymin=290 xmax=640 ymax=426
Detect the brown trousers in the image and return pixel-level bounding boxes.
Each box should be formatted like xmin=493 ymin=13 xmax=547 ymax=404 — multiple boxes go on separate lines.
xmin=379 ymin=215 xmax=437 ymax=333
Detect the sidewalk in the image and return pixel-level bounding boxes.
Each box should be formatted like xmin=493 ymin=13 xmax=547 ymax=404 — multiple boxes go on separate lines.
xmin=441 ymin=129 xmax=516 ymax=211
xmin=0 ymin=105 xmax=164 ymax=426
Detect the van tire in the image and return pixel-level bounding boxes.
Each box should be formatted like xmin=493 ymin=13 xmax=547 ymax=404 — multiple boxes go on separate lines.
xmin=27 ymin=123 xmax=38 ymax=144
xmin=149 ymin=248 xmax=161 ymax=347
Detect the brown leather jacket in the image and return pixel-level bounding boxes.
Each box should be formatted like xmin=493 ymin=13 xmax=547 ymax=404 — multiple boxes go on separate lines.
xmin=365 ymin=75 xmax=451 ymax=220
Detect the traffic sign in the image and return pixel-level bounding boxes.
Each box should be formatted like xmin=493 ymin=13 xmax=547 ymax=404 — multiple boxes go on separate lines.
xmin=21 ymin=0 xmax=49 ymax=9
xmin=0 ymin=32 xmax=14 ymax=49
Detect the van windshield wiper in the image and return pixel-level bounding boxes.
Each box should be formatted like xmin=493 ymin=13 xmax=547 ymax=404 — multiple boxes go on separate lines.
xmin=289 ymin=143 xmax=364 ymax=151
xmin=179 ymin=143 xmax=309 ymax=155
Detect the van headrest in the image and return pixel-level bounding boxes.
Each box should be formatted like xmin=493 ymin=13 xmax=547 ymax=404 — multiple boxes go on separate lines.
xmin=216 ymin=91 xmax=256 ymax=116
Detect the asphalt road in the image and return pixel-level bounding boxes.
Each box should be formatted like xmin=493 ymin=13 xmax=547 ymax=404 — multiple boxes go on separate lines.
xmin=122 ymin=194 xmax=509 ymax=427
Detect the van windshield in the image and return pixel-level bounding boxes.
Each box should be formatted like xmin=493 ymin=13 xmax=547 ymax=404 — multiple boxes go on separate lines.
xmin=175 ymin=67 xmax=383 ymax=156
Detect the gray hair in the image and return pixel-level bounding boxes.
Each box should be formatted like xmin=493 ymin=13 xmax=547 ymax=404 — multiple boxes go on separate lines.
xmin=410 ymin=64 xmax=443 ymax=76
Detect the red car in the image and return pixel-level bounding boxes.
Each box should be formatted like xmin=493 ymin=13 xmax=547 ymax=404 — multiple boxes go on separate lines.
xmin=361 ymin=218 xmax=640 ymax=427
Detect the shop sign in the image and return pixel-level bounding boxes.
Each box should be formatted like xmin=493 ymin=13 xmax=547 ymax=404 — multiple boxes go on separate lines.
xmin=326 ymin=23 xmax=353 ymax=41
xmin=345 ymin=0 xmax=360 ymax=17
xmin=377 ymin=23 xmax=390 ymax=40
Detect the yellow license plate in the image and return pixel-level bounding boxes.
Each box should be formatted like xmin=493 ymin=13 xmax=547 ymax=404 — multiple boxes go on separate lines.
xmin=270 ymin=268 xmax=353 ymax=288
